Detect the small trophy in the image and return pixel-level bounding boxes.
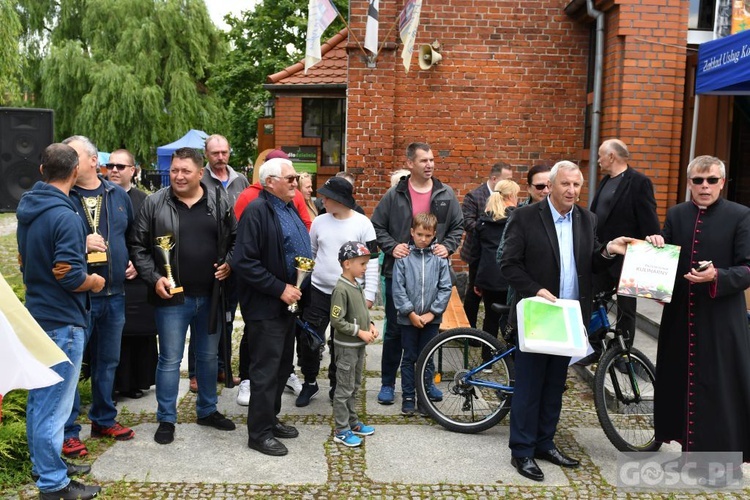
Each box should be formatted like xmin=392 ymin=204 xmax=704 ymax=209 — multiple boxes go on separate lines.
xmin=155 ymin=235 xmax=183 ymax=295
xmin=83 ymin=196 xmax=107 ymax=264
xmin=288 ymin=256 xmax=315 ymax=313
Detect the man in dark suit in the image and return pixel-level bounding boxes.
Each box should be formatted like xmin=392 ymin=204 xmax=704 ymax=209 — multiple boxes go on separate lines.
xmin=500 ymin=161 xmax=630 ymax=482
xmin=586 ymin=139 xmax=659 ymax=357
xmin=460 ymin=162 xmax=512 ymax=327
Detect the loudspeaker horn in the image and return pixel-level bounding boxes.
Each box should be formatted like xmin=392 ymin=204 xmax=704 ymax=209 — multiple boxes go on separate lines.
xmin=418 ymin=41 xmax=443 ymax=70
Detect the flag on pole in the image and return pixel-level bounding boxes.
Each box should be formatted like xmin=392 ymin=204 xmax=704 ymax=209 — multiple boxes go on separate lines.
xmin=305 ymin=0 xmax=339 ymax=73
xmin=0 ymin=273 xmax=68 ymax=396
xmin=399 ymin=0 xmax=423 ymax=72
xmin=365 ymin=0 xmax=380 ymax=55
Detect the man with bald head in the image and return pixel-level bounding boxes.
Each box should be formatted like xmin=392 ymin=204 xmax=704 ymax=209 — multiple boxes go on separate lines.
xmin=232 ymin=157 xmax=313 ymax=456
xmin=580 ymin=139 xmax=659 ymax=364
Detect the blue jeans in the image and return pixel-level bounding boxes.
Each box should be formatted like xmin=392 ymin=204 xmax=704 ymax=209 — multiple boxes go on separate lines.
xmin=65 ymin=294 xmax=125 ymax=438
xmin=28 ymin=326 xmax=85 ymax=493
xmin=154 ymin=296 xmax=219 ymax=422
xmin=381 ymin=277 xmax=402 ymax=387
xmin=400 ymin=323 xmax=439 ymax=399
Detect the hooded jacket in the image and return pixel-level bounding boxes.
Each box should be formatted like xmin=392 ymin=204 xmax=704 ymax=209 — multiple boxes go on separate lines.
xmin=392 ymin=242 xmax=453 ymax=325
xmin=16 ymin=181 xmax=91 ymax=330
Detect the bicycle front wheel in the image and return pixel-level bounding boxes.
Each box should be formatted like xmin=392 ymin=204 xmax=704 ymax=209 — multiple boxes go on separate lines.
xmin=415 ymin=328 xmax=514 ymax=434
xmin=594 ymin=346 xmax=660 ymax=452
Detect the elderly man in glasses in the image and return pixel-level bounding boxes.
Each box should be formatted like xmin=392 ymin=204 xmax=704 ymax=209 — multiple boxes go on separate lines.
xmin=232 ymin=157 xmax=312 ymax=457
xmin=647 ymin=155 xmax=750 ymax=480
xmin=577 ymin=138 xmax=660 ymax=365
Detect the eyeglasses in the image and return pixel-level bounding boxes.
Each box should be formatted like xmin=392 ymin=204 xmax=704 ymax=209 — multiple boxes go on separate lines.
xmin=689 ymin=177 xmax=721 ymax=185
xmin=531 ymin=183 xmax=548 ymax=190
xmin=270 ymin=174 xmax=299 ymax=184
xmin=105 ymin=163 xmax=133 ymax=171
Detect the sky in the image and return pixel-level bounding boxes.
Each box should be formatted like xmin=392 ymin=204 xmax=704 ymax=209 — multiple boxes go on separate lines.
xmin=205 ymin=0 xmax=258 ymax=31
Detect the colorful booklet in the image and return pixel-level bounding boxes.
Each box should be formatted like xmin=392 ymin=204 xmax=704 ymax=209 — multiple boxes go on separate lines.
xmin=516 ymin=297 xmax=589 ymax=358
xmin=618 ymin=239 xmax=681 ymax=303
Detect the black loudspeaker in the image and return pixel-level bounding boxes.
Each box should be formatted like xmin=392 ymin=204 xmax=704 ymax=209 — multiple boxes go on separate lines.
xmin=0 ymin=107 xmax=54 ymax=212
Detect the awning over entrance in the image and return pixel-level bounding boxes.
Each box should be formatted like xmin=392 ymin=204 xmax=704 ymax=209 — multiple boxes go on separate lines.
xmin=697 ymin=29 xmax=750 ymax=95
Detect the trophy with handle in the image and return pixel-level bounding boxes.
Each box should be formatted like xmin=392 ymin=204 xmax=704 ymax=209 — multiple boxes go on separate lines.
xmin=155 ymin=235 xmax=183 ymax=295
xmin=83 ymin=195 xmax=107 ymax=264
xmin=288 ymin=256 xmax=315 ymax=313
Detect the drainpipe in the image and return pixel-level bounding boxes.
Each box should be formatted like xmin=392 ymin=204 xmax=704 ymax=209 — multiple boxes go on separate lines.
xmin=586 ymin=0 xmax=604 ymax=207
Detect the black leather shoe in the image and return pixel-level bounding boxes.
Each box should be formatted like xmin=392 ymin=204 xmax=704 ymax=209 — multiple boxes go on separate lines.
xmin=197 ymin=411 xmax=236 ymax=431
xmin=32 ymin=459 xmax=91 ymax=481
xmin=511 ymin=457 xmax=544 ymax=481
xmin=534 ymin=447 xmax=580 ymax=468
xmin=272 ymin=422 xmax=299 ymax=439
xmin=248 ymin=437 xmax=288 ymax=456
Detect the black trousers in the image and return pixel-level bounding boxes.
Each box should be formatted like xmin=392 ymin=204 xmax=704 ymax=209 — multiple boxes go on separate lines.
xmin=298 ymin=285 xmax=336 ymax=385
xmin=480 ymin=289 xmax=509 ymax=362
xmin=245 ymin=313 xmax=296 ymax=442
xmin=463 ymin=262 xmax=481 ymax=328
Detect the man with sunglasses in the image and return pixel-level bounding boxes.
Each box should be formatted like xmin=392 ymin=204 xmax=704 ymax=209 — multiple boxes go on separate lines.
xmin=647 ymin=155 xmax=750 ymax=477
xmin=232 ymin=157 xmax=312 ymax=456
xmin=579 ymin=139 xmax=659 ymax=365
xmin=61 ymin=136 xmax=135 ymax=459
xmin=460 ymin=162 xmax=513 ymax=329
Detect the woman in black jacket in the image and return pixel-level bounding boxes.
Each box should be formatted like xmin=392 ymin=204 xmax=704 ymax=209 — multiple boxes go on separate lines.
xmin=472 ymin=180 xmax=519 ymax=363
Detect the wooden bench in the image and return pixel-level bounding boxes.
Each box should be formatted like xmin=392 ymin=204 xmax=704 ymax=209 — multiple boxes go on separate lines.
xmin=439 ymin=286 xmax=471 ymax=332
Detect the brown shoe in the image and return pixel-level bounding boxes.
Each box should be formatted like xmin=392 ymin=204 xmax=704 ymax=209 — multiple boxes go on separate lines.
xmin=217 ymin=372 xmax=241 ymax=385
xmin=189 ymin=376 xmax=198 ymax=393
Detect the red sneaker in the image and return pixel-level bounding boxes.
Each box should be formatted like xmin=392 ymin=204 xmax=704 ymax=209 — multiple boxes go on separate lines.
xmin=62 ymin=437 xmax=88 ymax=458
xmin=91 ymin=422 xmax=135 ymax=441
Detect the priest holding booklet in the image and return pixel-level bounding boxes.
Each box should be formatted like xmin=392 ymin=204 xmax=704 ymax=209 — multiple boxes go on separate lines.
xmin=646 ymin=155 xmax=750 ymax=477
xmin=500 ymin=160 xmax=632 ymax=482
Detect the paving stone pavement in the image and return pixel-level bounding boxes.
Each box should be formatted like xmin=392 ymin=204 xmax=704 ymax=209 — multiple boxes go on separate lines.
xmin=10 ymin=307 xmax=750 ymax=499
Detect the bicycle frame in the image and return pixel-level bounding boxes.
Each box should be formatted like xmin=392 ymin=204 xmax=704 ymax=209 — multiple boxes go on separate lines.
xmin=455 ymin=344 xmax=516 ymax=393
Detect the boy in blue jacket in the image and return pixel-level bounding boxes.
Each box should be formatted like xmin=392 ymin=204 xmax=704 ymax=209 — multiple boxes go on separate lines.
xmin=393 ymin=213 xmax=452 ymax=415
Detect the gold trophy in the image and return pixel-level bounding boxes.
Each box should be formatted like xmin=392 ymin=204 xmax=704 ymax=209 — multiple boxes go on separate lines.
xmin=155 ymin=235 xmax=183 ymax=295
xmin=288 ymin=256 xmax=315 ymax=313
xmin=83 ymin=196 xmax=107 ymax=264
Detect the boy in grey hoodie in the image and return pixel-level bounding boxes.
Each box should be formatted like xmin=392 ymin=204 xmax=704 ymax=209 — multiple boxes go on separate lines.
xmin=392 ymin=213 xmax=452 ymax=415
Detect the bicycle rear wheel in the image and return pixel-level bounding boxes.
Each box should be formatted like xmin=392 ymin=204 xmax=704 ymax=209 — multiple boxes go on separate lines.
xmin=594 ymin=346 xmax=660 ymax=452
xmin=415 ymin=328 xmax=514 ymax=434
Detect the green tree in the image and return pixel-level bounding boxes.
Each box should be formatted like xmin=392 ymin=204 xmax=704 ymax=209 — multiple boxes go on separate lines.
xmin=13 ymin=0 xmax=228 ymax=165
xmin=211 ymin=0 xmax=347 ymax=166
xmin=0 ymin=1 xmax=24 ymax=104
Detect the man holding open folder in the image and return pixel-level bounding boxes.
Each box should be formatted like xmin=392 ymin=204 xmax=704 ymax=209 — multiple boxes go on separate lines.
xmin=500 ymin=160 xmax=630 ymax=482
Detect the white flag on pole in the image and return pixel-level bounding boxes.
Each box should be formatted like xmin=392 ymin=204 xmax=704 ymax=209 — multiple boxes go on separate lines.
xmin=399 ymin=0 xmax=423 ymax=72
xmin=365 ymin=0 xmax=380 ymax=55
xmin=305 ymin=0 xmax=339 ymax=73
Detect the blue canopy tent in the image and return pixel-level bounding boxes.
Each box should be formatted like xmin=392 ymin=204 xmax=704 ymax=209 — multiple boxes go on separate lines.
xmin=689 ymin=30 xmax=750 ymax=199
xmin=155 ymin=129 xmax=208 ymax=169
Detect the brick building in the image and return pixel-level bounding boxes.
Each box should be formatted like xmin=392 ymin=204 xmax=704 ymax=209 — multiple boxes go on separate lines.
xmin=263 ymin=0 xmax=746 ymax=222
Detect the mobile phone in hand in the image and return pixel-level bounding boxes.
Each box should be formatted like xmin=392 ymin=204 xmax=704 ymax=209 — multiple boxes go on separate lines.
xmin=695 ymin=261 xmax=712 ymax=272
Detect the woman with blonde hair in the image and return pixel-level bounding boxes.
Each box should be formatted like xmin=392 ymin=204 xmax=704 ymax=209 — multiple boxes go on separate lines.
xmin=472 ymin=179 xmax=520 ymax=363
xmin=298 ymin=172 xmax=318 ymax=221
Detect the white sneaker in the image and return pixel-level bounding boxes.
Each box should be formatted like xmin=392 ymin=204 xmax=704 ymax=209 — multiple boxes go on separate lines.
xmin=236 ymin=379 xmax=250 ymax=406
xmin=286 ymin=373 xmax=303 ymax=396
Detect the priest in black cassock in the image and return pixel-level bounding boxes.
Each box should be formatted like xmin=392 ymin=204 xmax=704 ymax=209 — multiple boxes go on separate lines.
xmin=647 ymin=155 xmax=750 ymax=461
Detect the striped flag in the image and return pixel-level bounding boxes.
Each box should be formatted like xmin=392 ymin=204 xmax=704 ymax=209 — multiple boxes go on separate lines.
xmin=399 ymin=0 xmax=423 ymax=72
xmin=365 ymin=0 xmax=379 ymax=55
xmin=305 ymin=0 xmax=339 ymax=73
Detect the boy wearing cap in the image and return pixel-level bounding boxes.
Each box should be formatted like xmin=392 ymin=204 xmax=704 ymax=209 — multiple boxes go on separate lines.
xmin=295 ymin=176 xmax=379 ymax=407
xmin=330 ymin=241 xmax=379 ymax=447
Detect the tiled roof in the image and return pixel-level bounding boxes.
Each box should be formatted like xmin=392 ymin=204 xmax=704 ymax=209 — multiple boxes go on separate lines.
xmin=266 ymin=28 xmax=348 ymax=86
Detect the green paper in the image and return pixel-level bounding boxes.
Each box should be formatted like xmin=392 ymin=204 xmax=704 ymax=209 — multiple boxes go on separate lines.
xmin=523 ymin=300 xmax=568 ymax=342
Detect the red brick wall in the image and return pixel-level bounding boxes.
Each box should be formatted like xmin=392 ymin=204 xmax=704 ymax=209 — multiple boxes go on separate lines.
xmin=347 ymin=0 xmax=591 ymax=216
xmin=600 ymin=0 xmax=688 ymax=218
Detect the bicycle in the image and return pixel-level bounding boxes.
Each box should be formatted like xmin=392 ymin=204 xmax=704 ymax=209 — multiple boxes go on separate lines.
xmin=414 ymin=290 xmax=659 ymax=452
